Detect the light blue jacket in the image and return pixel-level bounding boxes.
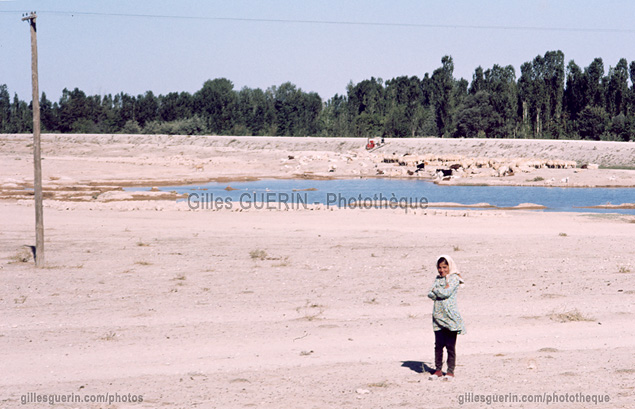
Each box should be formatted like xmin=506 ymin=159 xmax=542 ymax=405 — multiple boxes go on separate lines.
xmin=428 ymin=273 xmax=466 ymax=334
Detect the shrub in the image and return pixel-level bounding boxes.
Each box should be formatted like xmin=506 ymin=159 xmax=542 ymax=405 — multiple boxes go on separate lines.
xmin=142 ymin=116 xmax=208 ymax=135
xmin=121 ymin=120 xmax=142 ymax=134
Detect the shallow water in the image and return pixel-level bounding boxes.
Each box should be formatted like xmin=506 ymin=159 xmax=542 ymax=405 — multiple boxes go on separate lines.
xmin=128 ymin=178 xmax=635 ymax=214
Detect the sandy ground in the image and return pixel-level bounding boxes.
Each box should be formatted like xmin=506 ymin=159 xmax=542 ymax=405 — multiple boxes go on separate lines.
xmin=2 ymin=135 xmax=635 ymax=201
xmin=1 ymin=134 xmax=635 ymax=408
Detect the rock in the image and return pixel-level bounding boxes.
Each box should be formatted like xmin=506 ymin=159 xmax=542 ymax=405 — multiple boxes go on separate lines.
xmin=14 ymin=246 xmax=34 ymax=263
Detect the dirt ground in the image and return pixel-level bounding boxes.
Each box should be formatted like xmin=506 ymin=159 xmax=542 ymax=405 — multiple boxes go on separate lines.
xmin=1 ymin=135 xmax=635 ymax=408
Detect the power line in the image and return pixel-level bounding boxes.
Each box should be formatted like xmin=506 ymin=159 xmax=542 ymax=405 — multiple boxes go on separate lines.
xmin=2 ymin=9 xmax=635 ymax=34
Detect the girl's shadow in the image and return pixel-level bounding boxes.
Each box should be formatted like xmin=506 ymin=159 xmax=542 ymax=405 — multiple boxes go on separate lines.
xmin=401 ymin=361 xmax=434 ymax=374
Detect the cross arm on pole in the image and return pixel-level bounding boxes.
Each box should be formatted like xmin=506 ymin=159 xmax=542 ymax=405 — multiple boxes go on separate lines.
xmin=21 ymin=11 xmax=37 ymax=22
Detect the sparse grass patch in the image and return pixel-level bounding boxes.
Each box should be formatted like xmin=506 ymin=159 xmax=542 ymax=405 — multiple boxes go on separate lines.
xmin=541 ymin=293 xmax=565 ymax=299
xmin=585 ymin=213 xmax=621 ymax=221
xmin=599 ymin=165 xmax=635 ymax=170
xmin=135 ymin=261 xmax=152 ymax=266
xmin=615 ymin=368 xmax=635 ymax=374
xmin=137 ymin=241 xmax=150 ymax=247
xmin=173 ymin=273 xmax=186 ymax=281
xmin=296 ymin=300 xmax=324 ymax=321
xmin=618 ymin=265 xmax=632 ymax=274
xmin=453 ymin=245 xmax=461 ymax=251
xmin=558 ymin=232 xmax=567 ymax=237
xmin=532 ymin=176 xmax=545 ymax=182
xmin=368 ymin=381 xmax=389 ymax=388
xmin=100 ymin=331 xmax=118 ymax=341
xmin=14 ymin=295 xmax=27 ymax=304
xmin=272 ymin=256 xmax=290 ymax=267
xmin=250 ymin=249 xmax=267 ymax=260
xmin=549 ymin=309 xmax=595 ymax=323
xmin=538 ymin=347 xmax=559 ymax=352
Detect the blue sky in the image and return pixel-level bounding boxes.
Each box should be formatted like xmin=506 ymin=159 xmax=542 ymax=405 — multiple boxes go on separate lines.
xmin=1 ymin=0 xmax=635 ymax=102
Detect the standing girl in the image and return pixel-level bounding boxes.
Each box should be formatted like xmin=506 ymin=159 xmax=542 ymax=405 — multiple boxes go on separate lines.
xmin=427 ymin=255 xmax=465 ymax=381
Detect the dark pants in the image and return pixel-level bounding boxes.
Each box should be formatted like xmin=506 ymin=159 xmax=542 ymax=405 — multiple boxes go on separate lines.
xmin=434 ymin=327 xmax=458 ymax=374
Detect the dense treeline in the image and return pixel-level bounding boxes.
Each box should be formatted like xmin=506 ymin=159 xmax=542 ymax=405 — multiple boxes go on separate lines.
xmin=2 ymin=50 xmax=635 ymax=140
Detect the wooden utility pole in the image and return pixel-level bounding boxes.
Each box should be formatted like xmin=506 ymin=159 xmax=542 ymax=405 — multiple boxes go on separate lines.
xmin=22 ymin=11 xmax=44 ymax=267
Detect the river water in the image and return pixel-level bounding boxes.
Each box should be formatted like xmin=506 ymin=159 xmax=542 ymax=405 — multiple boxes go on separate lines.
xmin=127 ymin=178 xmax=635 ymax=214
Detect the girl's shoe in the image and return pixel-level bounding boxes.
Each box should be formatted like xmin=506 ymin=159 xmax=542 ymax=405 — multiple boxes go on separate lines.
xmin=428 ymin=370 xmax=443 ymax=380
xmin=442 ymin=373 xmax=455 ymax=382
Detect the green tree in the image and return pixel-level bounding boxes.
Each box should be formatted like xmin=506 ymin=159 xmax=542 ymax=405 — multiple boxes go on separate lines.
xmin=10 ymin=93 xmax=31 ymax=133
xmin=608 ymin=114 xmax=632 ymax=141
xmin=354 ymin=112 xmax=384 ymax=138
xmin=384 ymin=76 xmax=423 ymax=137
xmin=605 ymin=58 xmax=629 ymax=117
xmin=383 ymin=105 xmax=409 ymax=138
xmin=135 ymin=91 xmax=158 ymax=127
xmin=194 ymin=78 xmax=236 ymax=134
xmin=39 ymin=92 xmax=58 ymax=132
xmin=542 ymin=51 xmax=565 ymax=137
xmin=630 ymin=61 xmax=635 ymax=112
xmin=469 ymin=66 xmax=485 ymax=94
xmin=518 ymin=51 xmax=564 ymax=138
xmin=431 ymin=56 xmax=455 ymax=137
xmin=158 ymin=91 xmax=193 ymax=122
xmin=347 ymin=77 xmax=385 ymax=137
xmin=347 ymin=77 xmax=384 ymax=117
xmin=117 ymin=92 xmax=137 ymax=128
xmin=484 ymin=64 xmax=518 ymax=137
xmin=270 ymin=82 xmax=321 ymax=136
xmin=320 ymin=94 xmax=350 ymax=137
xmin=54 ymin=89 xmax=106 ymax=132
xmin=0 ymin=85 xmax=11 ymax=133
xmin=299 ymin=91 xmax=322 ymax=136
xmin=564 ymin=60 xmax=586 ymax=121
xmin=577 ymin=106 xmax=608 ymax=140
xmin=454 ymin=91 xmax=503 ymax=138
xmin=585 ymin=58 xmax=605 ymax=108
xmin=99 ymin=94 xmax=120 ymax=133
xmin=247 ymin=88 xmax=271 ymax=136
xmin=158 ymin=92 xmax=179 ymax=122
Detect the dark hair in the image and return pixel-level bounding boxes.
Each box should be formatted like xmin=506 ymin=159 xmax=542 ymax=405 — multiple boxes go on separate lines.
xmin=437 ymin=257 xmax=448 ymax=267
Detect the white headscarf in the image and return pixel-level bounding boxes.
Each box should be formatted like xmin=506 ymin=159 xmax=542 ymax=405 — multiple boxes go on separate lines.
xmin=437 ymin=254 xmax=465 ymax=284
